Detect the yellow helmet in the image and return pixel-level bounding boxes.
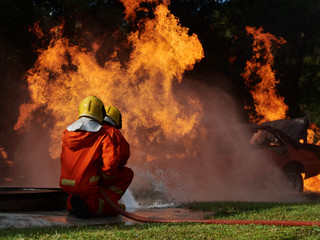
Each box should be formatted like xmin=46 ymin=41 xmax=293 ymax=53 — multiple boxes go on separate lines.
xmin=78 ymin=96 xmax=105 ymax=122
xmin=105 ymin=105 xmax=122 ymax=129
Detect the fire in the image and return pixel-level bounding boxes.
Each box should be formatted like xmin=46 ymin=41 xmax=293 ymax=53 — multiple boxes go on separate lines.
xmin=119 ymin=0 xmax=168 ymax=20
xmin=303 ymin=174 xmax=320 ymax=193
xmin=14 ymin=1 xmax=204 ymax=166
xmin=241 ymin=26 xmax=287 ymax=123
xmin=0 ymin=147 xmax=13 ymax=182
xmin=242 ymin=26 xmax=320 ymax=192
xmin=303 ymin=124 xmax=320 ymax=192
xmin=307 ymin=123 xmax=320 ymax=145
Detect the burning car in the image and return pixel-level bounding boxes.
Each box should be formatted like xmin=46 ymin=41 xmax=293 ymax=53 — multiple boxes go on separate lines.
xmin=247 ymin=119 xmax=320 ymax=192
xmin=212 ymin=118 xmax=320 ymax=193
xmin=250 ymin=125 xmax=320 ymax=192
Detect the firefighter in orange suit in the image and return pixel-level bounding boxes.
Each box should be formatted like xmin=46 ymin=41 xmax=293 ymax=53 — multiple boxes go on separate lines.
xmin=60 ymin=96 xmax=133 ymax=218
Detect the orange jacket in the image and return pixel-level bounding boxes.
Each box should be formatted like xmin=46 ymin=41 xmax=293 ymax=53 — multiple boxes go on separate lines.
xmin=60 ymin=124 xmax=130 ymax=194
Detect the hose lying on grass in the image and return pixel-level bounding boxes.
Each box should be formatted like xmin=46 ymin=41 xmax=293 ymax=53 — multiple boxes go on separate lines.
xmin=100 ymin=186 xmax=320 ymax=227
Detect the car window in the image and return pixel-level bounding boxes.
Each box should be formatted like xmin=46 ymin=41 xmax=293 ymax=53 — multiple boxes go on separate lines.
xmin=250 ymin=129 xmax=283 ymax=147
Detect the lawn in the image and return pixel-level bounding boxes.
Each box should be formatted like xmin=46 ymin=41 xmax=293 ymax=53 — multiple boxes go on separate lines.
xmin=1 ymin=201 xmax=320 ymax=239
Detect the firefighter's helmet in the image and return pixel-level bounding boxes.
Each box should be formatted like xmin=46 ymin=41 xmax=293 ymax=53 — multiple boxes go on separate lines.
xmin=78 ymin=96 xmax=105 ymax=122
xmin=105 ymin=105 xmax=122 ymax=129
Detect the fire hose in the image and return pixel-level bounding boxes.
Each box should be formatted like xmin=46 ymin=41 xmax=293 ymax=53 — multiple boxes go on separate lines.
xmin=100 ymin=186 xmax=320 ymax=227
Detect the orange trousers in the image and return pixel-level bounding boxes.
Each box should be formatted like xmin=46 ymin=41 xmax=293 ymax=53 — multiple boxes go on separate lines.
xmin=66 ymin=167 xmax=134 ymax=216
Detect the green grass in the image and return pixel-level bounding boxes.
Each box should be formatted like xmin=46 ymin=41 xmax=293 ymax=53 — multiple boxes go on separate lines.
xmin=187 ymin=201 xmax=320 ymax=221
xmin=1 ymin=201 xmax=320 ymax=239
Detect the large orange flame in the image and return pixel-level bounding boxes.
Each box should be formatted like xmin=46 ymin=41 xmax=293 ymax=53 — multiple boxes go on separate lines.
xmin=14 ymin=1 xmax=204 ymax=166
xmin=242 ymin=26 xmax=320 ymax=192
xmin=242 ymin=26 xmax=287 ymax=123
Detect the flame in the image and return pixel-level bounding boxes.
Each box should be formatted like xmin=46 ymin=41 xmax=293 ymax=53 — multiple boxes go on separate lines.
xmin=303 ymin=174 xmax=320 ymax=193
xmin=242 ymin=27 xmax=320 ymax=192
xmin=28 ymin=20 xmax=44 ymax=39
xmin=241 ymin=26 xmax=287 ymax=123
xmin=307 ymin=123 xmax=320 ymax=145
xmin=0 ymin=147 xmax=8 ymax=159
xmin=119 ymin=0 xmax=169 ymax=20
xmin=14 ymin=2 xmax=204 ymax=163
xmin=303 ymin=124 xmax=320 ymax=192
xmin=0 ymin=147 xmax=13 ymax=182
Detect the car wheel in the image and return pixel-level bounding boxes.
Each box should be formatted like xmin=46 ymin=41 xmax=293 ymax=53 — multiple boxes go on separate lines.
xmin=283 ymin=169 xmax=303 ymax=192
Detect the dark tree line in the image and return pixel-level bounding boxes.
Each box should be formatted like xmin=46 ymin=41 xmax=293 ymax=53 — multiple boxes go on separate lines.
xmin=1 ymin=0 xmax=320 ymax=154
xmin=170 ymin=0 xmax=320 ymax=124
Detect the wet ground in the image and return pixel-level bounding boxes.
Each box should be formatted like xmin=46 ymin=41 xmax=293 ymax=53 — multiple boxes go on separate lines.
xmin=0 ymin=188 xmax=206 ymax=229
xmin=0 ymin=188 xmax=204 ymax=229
xmin=1 ymin=188 xmax=320 ymax=229
xmin=0 ymin=208 xmax=205 ymax=229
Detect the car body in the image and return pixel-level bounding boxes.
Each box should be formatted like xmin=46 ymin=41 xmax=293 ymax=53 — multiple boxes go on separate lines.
xmin=248 ymin=124 xmax=320 ymax=191
xmin=210 ymin=118 xmax=320 ymax=192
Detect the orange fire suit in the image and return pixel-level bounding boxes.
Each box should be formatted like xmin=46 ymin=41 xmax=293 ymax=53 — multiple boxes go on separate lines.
xmin=60 ymin=124 xmax=133 ymax=216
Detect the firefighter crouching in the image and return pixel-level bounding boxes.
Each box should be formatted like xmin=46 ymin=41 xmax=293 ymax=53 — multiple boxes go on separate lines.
xmin=60 ymin=96 xmax=133 ymax=218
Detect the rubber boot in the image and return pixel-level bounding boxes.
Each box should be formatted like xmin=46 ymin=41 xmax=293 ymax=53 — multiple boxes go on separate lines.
xmin=70 ymin=195 xmax=90 ymax=219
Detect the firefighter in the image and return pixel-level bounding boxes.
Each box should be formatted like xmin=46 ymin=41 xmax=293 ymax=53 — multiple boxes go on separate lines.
xmin=60 ymin=96 xmax=133 ymax=218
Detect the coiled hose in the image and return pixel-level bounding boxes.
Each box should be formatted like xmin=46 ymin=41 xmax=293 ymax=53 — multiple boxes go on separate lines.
xmin=100 ymin=186 xmax=320 ymax=227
